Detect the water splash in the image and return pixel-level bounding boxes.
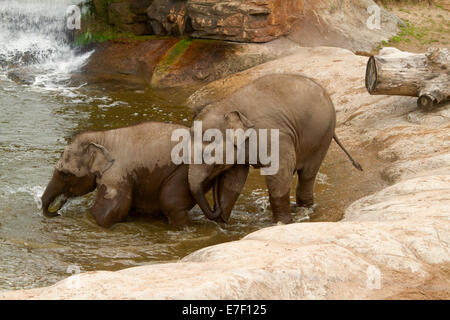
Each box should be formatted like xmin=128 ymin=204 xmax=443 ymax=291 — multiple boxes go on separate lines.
xmin=251 ymin=189 xmax=270 ymax=212
xmin=316 ymin=172 xmax=330 ymax=186
xmin=1 ymin=185 xmax=45 ymax=210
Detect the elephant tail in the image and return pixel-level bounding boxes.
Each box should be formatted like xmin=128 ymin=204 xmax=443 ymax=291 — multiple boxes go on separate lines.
xmin=333 ymin=134 xmax=363 ymax=171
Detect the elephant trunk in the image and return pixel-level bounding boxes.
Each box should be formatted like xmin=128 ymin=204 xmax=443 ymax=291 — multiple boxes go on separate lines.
xmin=188 ymin=165 xmax=222 ymax=220
xmin=41 ymin=170 xmax=66 ymax=218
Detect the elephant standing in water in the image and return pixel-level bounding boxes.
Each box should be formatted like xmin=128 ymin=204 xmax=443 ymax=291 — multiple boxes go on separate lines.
xmin=187 ymin=74 xmax=362 ymax=224
xmin=41 ymin=122 xmax=246 ymax=228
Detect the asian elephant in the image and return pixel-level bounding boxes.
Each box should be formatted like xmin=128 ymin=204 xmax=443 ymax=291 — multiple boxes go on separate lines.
xmin=41 ymin=122 xmax=245 ymax=228
xmin=188 ymin=74 xmax=362 ymax=224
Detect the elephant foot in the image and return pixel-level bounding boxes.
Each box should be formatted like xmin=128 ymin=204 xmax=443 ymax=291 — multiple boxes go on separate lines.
xmin=208 ymin=211 xmax=227 ymax=223
xmin=272 ymin=212 xmax=293 ymax=224
xmin=269 ymin=191 xmax=293 ymax=224
xmin=215 ymin=215 xmax=227 ymax=223
xmin=296 ymin=198 xmax=314 ymax=208
xmin=167 ymin=210 xmax=191 ymax=228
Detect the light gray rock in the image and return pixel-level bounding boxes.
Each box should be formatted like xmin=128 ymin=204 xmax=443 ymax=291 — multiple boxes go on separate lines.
xmin=344 ymin=174 xmax=450 ymax=223
xmin=7 ymin=69 xmax=36 ymax=85
xmin=1 ymin=215 xmax=448 ymax=299
xmin=286 ymin=0 xmax=403 ymax=53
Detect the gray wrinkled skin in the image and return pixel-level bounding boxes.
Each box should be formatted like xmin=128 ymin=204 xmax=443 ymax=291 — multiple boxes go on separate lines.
xmin=188 ymin=74 xmax=337 ymax=224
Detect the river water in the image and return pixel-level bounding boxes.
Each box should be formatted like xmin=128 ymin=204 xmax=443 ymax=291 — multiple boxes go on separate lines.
xmin=0 ymin=0 xmax=383 ymax=290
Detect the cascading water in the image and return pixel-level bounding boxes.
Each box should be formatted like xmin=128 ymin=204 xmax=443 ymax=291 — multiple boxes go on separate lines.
xmin=0 ymin=0 xmax=92 ymax=86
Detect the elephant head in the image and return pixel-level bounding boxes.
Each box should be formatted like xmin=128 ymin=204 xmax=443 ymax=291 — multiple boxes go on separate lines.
xmin=188 ymin=107 xmax=253 ymax=220
xmin=41 ymin=134 xmax=114 ymax=218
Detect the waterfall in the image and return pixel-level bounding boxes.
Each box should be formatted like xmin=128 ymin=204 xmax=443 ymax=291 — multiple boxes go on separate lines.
xmin=0 ymin=0 xmax=92 ymax=86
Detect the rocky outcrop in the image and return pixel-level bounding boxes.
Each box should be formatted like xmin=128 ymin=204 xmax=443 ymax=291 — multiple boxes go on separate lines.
xmin=78 ymin=0 xmax=404 ymax=90
xmin=80 ymin=37 xmax=301 ymax=88
xmin=86 ymin=0 xmax=400 ymax=50
xmin=147 ymin=0 xmax=190 ymax=36
xmin=2 ymin=46 xmax=449 ymax=299
xmin=7 ymin=68 xmax=36 ymax=85
xmin=344 ymin=174 xmax=450 ymax=223
xmin=187 ymin=0 xmax=303 ymax=42
xmin=287 ymin=0 xmax=403 ymax=53
xmin=91 ymin=0 xmax=304 ymax=41
xmin=93 ymin=0 xmax=153 ymax=35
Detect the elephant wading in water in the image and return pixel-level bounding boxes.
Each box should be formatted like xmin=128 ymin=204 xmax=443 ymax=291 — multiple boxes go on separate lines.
xmin=41 ymin=122 xmax=245 ymax=228
xmin=188 ymin=74 xmax=362 ymax=224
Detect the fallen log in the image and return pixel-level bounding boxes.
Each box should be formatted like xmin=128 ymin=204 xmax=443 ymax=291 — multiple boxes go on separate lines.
xmin=365 ymin=47 xmax=449 ymax=110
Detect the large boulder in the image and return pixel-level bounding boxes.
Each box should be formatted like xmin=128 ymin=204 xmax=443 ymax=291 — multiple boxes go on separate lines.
xmin=7 ymin=68 xmax=36 ymax=85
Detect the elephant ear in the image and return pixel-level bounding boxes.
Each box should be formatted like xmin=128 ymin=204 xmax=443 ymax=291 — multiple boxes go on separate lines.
xmin=224 ymin=111 xmax=255 ymax=149
xmin=87 ymin=143 xmax=115 ymax=178
xmin=224 ymin=111 xmax=255 ymax=131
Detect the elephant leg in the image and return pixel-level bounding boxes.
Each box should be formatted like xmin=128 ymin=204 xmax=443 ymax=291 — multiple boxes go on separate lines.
xmin=265 ymin=154 xmax=296 ymax=224
xmin=268 ymin=190 xmax=292 ymax=224
xmin=216 ymin=165 xmax=249 ymax=223
xmin=296 ymin=170 xmax=316 ymax=207
xmin=91 ymin=183 xmax=132 ymax=228
xmin=296 ymin=147 xmax=329 ymax=207
xmin=165 ymin=209 xmax=191 ymax=228
xmin=160 ymin=167 xmax=194 ymax=228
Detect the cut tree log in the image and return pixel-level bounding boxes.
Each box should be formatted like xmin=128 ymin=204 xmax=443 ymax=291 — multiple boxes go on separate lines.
xmin=365 ymin=47 xmax=449 ymax=111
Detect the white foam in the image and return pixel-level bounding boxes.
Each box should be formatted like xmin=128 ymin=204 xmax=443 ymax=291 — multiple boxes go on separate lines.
xmin=1 ymin=185 xmax=46 ymax=210
xmin=251 ymin=189 xmax=270 ymax=212
xmin=0 ymin=0 xmax=93 ymax=94
xmin=316 ymin=172 xmax=330 ymax=185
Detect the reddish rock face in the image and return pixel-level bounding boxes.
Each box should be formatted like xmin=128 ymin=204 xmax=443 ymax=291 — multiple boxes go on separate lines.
xmin=92 ymin=0 xmax=304 ymax=42
xmin=93 ymin=0 xmax=153 ymax=35
xmin=147 ymin=0 xmax=190 ymax=36
xmin=80 ymin=38 xmax=248 ymax=88
xmin=81 ymin=38 xmax=180 ymax=85
xmin=188 ymin=0 xmax=304 ymax=42
xmin=144 ymin=0 xmax=303 ymax=42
